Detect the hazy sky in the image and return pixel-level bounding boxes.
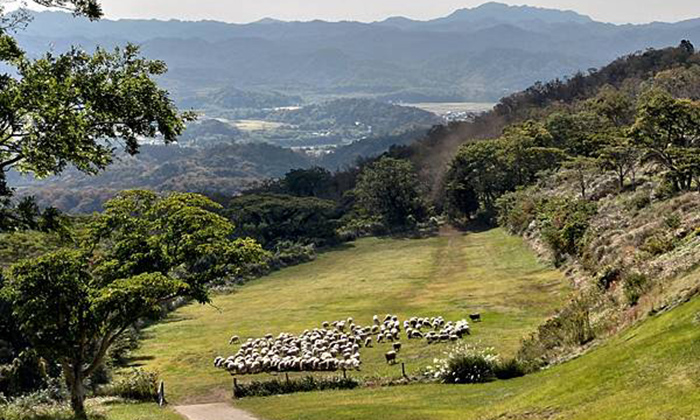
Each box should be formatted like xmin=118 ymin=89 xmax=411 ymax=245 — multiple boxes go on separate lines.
xmin=88 ymin=1 xmax=700 ymax=25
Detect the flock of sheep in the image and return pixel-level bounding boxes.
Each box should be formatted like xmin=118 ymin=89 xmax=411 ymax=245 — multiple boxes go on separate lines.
xmin=214 ymin=313 xmax=479 ymax=376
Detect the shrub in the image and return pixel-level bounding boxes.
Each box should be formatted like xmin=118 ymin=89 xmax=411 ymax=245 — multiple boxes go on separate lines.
xmin=537 ymin=198 xmax=597 ymax=263
xmin=99 ymin=369 xmax=158 ymax=401
xmin=493 ymin=358 xmax=527 ymax=380
xmin=640 ymin=234 xmax=675 ymax=256
xmin=426 ymin=344 xmax=499 ymax=384
xmin=517 ymin=296 xmax=595 ymax=367
xmin=664 ymin=213 xmax=682 ymax=230
xmin=597 ymin=265 xmax=622 ymax=290
xmin=268 ymin=241 xmax=316 ymax=270
xmin=233 ymin=375 xmax=359 ymax=398
xmin=624 ymin=273 xmax=651 ymax=306
xmin=627 ymin=190 xmax=651 ymax=211
xmin=496 ymin=190 xmax=537 ymax=234
xmin=0 ymin=388 xmax=71 ymax=420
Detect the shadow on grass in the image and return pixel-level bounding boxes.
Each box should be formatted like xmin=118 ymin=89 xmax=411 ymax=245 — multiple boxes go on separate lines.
xmin=451 ymin=221 xmax=494 ymax=234
xmin=123 ymin=354 xmax=156 ymax=368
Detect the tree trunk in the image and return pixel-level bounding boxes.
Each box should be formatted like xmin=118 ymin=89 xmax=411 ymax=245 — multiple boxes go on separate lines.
xmin=64 ymin=362 xmax=87 ymax=420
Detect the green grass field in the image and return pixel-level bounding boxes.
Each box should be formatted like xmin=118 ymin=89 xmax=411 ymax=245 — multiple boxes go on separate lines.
xmin=133 ymin=228 xmax=570 ymax=404
xmin=101 ymin=402 xmax=182 ymax=420
xmin=238 ymin=281 xmax=700 ymax=420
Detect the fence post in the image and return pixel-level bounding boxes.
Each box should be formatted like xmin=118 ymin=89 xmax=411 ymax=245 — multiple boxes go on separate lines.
xmin=343 ymin=369 xmax=347 ymax=380
xmin=401 ymin=362 xmax=407 ymax=379
xmin=158 ymin=380 xmax=166 ymax=407
xmin=285 ymin=372 xmax=290 ymax=385
xmin=232 ymin=377 xmax=238 ymax=399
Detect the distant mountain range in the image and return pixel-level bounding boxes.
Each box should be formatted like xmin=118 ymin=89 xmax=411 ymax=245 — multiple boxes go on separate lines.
xmin=13 ymin=2 xmax=700 ymax=103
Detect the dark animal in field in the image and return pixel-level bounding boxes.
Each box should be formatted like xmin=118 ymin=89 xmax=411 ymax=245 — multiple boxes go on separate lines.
xmin=469 ymin=313 xmax=482 ymax=322
xmin=385 ymin=350 xmax=397 ymax=364
xmin=393 ymin=342 xmax=402 ymax=352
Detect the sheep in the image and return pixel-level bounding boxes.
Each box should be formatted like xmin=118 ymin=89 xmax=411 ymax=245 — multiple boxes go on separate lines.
xmin=364 ymin=337 xmax=373 ymax=348
xmin=322 ymin=321 xmax=330 ymax=329
xmin=228 ymin=335 xmax=240 ymax=345
xmin=373 ymin=315 xmax=380 ymax=325
xmin=469 ymin=313 xmax=482 ymax=322
xmin=385 ymin=350 xmax=397 ymax=364
xmin=392 ymin=342 xmax=402 ymax=352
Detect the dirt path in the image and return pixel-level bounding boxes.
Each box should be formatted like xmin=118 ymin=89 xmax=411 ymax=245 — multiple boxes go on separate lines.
xmin=174 ymin=403 xmax=259 ymax=420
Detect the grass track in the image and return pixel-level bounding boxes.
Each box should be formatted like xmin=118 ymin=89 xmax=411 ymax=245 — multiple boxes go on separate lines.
xmin=133 ymin=228 xmax=570 ymax=404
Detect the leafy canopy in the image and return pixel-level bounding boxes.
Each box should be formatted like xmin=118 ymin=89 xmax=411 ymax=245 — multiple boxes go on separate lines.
xmin=2 ymin=191 xmax=266 ymax=418
xmin=354 ymin=157 xmax=427 ymax=228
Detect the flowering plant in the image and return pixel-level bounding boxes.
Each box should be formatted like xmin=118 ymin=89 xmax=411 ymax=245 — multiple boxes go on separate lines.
xmin=425 ymin=343 xmax=499 ymax=384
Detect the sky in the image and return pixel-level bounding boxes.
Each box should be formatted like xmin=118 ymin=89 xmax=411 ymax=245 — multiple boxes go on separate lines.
xmin=88 ymin=0 xmax=700 ymax=25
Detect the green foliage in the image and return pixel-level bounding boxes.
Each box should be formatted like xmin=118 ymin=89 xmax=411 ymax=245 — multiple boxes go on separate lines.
xmin=233 ymin=376 xmax=359 ymax=399
xmin=538 ymin=198 xmax=597 ymax=262
xmin=492 ymin=358 xmax=527 ymax=380
xmin=624 ymin=273 xmax=651 ymax=306
xmin=0 ymin=388 xmax=73 ymax=420
xmin=225 ymin=193 xmax=340 ymax=248
xmin=99 ymin=370 xmax=158 ymax=402
xmin=2 ymin=191 xmax=265 ymax=418
xmin=598 ymin=136 xmax=641 ymax=190
xmin=640 ymin=234 xmax=675 ymax=256
xmin=283 ymin=167 xmax=336 ymax=199
xmin=354 ymin=157 xmax=428 ymax=229
xmin=445 ymin=123 xmax=565 ymax=221
xmin=627 ymin=190 xmax=652 ymax=211
xmin=518 ymin=297 xmax=595 ymax=368
xmin=629 ymin=89 xmax=700 ymax=192
xmin=0 ymin=45 xmax=191 ymax=180
xmin=427 ymin=344 xmax=499 ymax=384
xmin=495 ymin=189 xmax=538 ymax=234
xmin=664 ymin=213 xmax=682 ymax=230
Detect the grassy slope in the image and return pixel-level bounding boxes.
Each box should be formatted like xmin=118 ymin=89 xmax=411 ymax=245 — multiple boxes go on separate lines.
xmin=102 ymin=402 xmax=183 ymax=420
xmin=133 ymin=228 xmax=569 ymax=403
xmin=238 ymin=275 xmax=700 ymax=420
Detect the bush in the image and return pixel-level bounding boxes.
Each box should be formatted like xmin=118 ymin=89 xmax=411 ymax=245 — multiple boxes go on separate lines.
xmin=496 ymin=190 xmax=537 ymax=234
xmin=0 ymin=388 xmax=70 ymax=420
xmin=233 ymin=375 xmax=359 ymax=398
xmin=268 ymin=241 xmax=316 ymax=270
xmin=624 ymin=273 xmax=651 ymax=306
xmin=99 ymin=369 xmax=158 ymax=401
xmin=427 ymin=344 xmax=499 ymax=384
xmin=493 ymin=358 xmax=527 ymax=380
xmin=664 ymin=213 xmax=682 ymax=230
xmin=640 ymin=234 xmax=675 ymax=256
xmin=627 ymin=190 xmax=652 ymax=211
xmin=517 ymin=296 xmax=595 ymax=367
xmin=597 ymin=265 xmax=622 ymax=290
xmin=537 ymin=198 xmax=597 ymax=264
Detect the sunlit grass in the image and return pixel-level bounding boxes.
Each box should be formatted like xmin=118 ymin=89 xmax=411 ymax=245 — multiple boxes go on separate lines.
xmin=133 ymin=229 xmax=569 ymax=404
xmin=238 ymin=286 xmax=700 ymax=420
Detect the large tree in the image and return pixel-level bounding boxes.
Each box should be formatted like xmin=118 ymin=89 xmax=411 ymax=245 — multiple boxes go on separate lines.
xmin=629 ymin=89 xmax=700 ymax=191
xmin=0 ymin=1 xmax=192 ymax=230
xmin=354 ymin=157 xmax=427 ymax=228
xmin=3 ymin=191 xmax=266 ymax=419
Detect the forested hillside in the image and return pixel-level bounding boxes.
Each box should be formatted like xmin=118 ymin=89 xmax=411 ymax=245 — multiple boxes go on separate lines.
xmin=14 ymin=3 xmax=700 ymax=104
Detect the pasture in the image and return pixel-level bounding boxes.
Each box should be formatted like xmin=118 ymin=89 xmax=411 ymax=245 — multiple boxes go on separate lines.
xmin=238 ymin=282 xmax=700 ymax=420
xmin=133 ymin=228 xmax=570 ymax=403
